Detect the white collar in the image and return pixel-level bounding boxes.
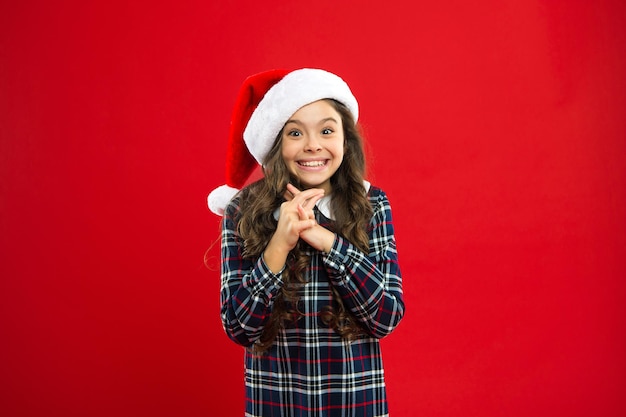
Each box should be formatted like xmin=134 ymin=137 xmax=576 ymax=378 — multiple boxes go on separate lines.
xmin=273 ymin=180 xmax=370 ymax=221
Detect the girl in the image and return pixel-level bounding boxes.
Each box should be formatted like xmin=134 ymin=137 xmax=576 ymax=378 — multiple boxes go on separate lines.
xmin=208 ymin=68 xmax=404 ymax=417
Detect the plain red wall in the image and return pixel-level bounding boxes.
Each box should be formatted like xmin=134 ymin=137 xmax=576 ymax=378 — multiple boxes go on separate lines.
xmin=1 ymin=1 xmax=625 ymax=416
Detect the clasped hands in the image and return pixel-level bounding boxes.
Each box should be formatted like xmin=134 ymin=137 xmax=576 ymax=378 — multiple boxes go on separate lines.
xmin=264 ymin=184 xmax=336 ymax=273
xmin=280 ymin=183 xmax=335 ymax=253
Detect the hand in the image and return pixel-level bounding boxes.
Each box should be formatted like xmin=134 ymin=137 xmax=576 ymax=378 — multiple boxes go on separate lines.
xmin=274 ymin=184 xmax=324 ymax=251
xmin=285 ymin=184 xmax=335 ymax=253
xmin=263 ymin=185 xmax=324 ymax=273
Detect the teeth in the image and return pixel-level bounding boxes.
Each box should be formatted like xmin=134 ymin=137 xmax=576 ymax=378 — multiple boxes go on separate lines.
xmin=300 ymin=160 xmax=325 ymax=167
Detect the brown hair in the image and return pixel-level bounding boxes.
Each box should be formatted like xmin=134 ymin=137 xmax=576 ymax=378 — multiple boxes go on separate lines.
xmin=234 ymin=99 xmax=373 ymax=353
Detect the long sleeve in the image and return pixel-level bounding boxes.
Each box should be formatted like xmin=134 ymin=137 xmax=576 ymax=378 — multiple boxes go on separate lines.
xmin=322 ymin=189 xmax=404 ymax=338
xmin=220 ymin=187 xmax=401 ymax=416
xmin=219 ymin=200 xmax=284 ymax=347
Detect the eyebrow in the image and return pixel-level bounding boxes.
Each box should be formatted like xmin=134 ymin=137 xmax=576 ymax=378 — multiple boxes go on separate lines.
xmin=284 ymin=117 xmax=340 ymax=126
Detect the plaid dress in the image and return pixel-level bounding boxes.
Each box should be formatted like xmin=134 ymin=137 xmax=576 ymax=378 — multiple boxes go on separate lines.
xmin=220 ymin=186 xmax=404 ymax=417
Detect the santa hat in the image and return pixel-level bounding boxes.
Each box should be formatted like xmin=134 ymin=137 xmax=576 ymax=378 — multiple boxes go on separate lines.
xmin=207 ymin=68 xmax=359 ymax=215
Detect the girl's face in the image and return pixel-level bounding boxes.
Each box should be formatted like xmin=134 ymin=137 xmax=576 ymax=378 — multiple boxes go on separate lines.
xmin=281 ymin=100 xmax=344 ymax=194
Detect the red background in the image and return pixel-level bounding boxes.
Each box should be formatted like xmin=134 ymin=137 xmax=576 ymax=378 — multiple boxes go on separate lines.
xmin=1 ymin=1 xmax=625 ymax=416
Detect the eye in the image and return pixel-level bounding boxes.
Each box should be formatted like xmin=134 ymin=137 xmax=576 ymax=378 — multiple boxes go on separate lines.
xmin=321 ymin=128 xmax=334 ymax=135
xmin=287 ymin=129 xmax=302 ymax=137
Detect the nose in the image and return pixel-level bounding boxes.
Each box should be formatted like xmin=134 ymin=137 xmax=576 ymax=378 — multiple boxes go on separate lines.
xmin=304 ymin=134 xmax=322 ymax=152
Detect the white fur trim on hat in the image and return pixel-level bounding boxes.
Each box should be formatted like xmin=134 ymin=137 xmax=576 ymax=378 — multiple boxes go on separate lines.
xmin=243 ymin=68 xmax=359 ymax=165
xmin=207 ymin=184 xmax=239 ymax=216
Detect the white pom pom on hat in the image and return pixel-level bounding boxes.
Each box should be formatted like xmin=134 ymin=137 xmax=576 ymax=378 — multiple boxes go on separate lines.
xmin=207 ymin=68 xmax=359 ymax=216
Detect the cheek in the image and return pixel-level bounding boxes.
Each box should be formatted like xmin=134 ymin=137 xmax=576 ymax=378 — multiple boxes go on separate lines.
xmin=334 ymin=141 xmax=346 ymax=160
xmin=280 ymin=142 xmax=294 ymax=162
xmin=282 ymin=148 xmax=301 ymax=168
xmin=337 ymin=149 xmax=345 ymax=164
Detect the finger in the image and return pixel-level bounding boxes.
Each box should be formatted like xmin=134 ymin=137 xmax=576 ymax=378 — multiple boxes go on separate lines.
xmin=287 ymin=183 xmax=324 ymax=201
xmin=293 ymin=188 xmax=325 ymax=209
xmin=284 ymin=183 xmax=322 ymax=203
xmin=286 ymin=183 xmax=300 ymax=196
xmin=283 ymin=183 xmax=300 ymax=201
xmin=297 ymin=203 xmax=306 ymax=219
xmin=296 ymin=218 xmax=317 ymax=233
xmin=286 ymin=183 xmax=323 ymax=198
xmin=297 ymin=202 xmax=314 ymax=221
xmin=304 ymin=192 xmax=325 ymax=210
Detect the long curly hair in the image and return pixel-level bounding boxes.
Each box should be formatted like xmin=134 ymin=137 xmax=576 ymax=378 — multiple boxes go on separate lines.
xmin=234 ymin=99 xmax=373 ymax=353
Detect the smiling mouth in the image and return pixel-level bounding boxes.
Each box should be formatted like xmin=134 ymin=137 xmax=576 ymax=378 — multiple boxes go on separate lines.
xmin=298 ymin=160 xmax=328 ymax=167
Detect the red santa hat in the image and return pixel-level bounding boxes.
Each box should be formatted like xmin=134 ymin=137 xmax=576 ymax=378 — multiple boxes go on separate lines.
xmin=207 ymin=68 xmax=359 ymax=215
